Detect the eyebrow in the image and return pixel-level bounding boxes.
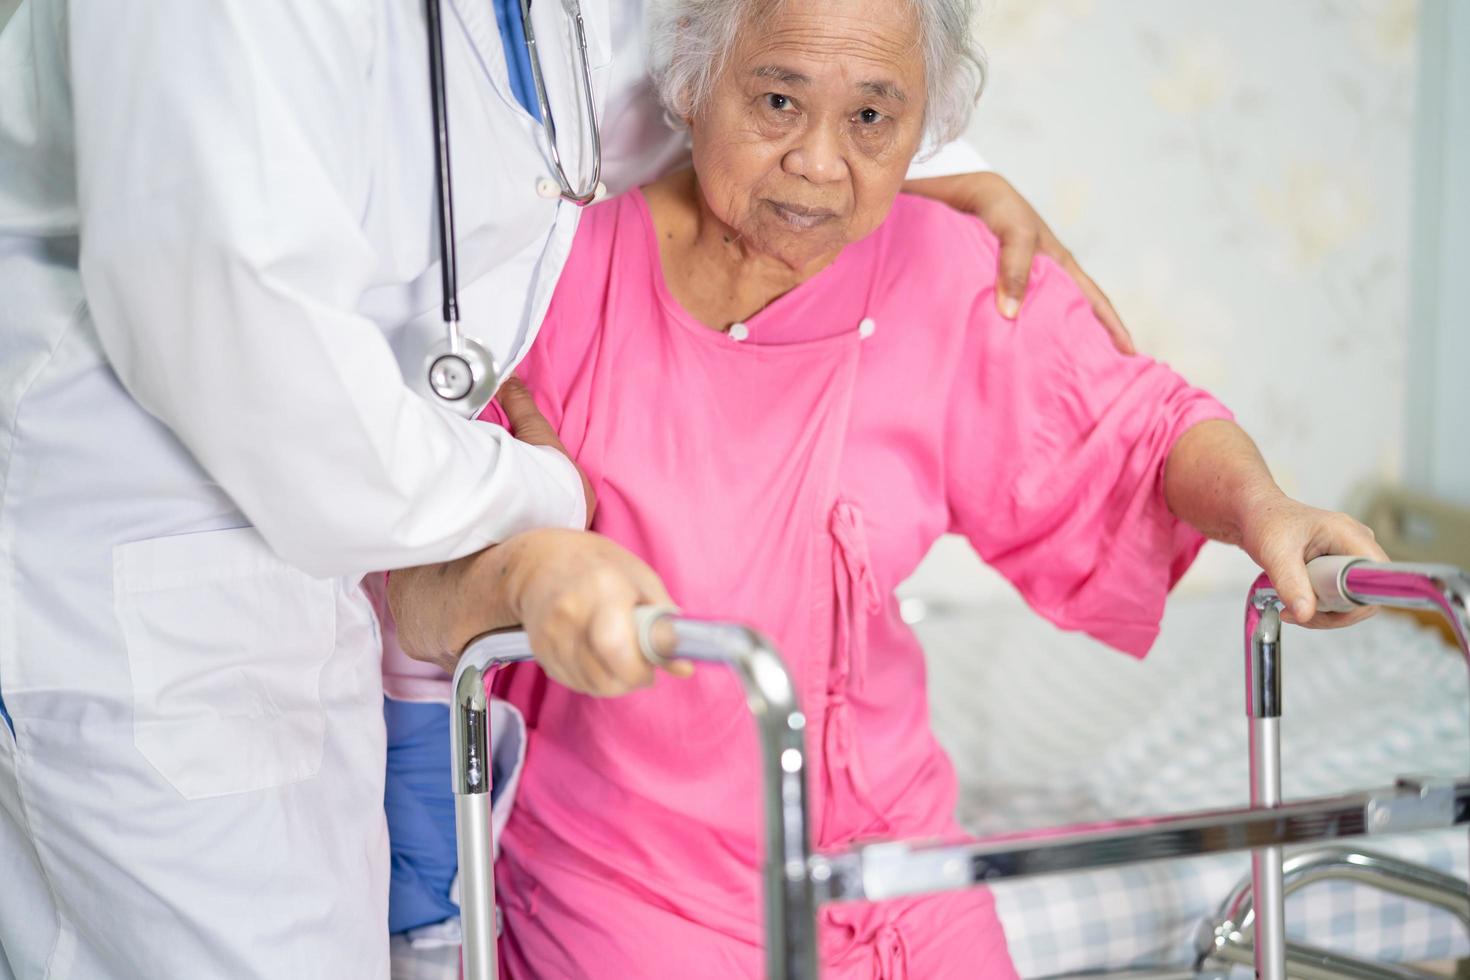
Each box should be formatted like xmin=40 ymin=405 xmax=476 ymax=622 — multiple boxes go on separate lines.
xmin=750 ymin=64 xmax=908 ymax=103
xmin=751 ymin=64 xmax=809 ymax=85
xmin=859 ymin=79 xmax=908 ymax=103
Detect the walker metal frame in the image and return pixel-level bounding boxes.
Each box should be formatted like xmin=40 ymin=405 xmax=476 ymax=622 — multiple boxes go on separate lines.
xmin=452 ymin=558 xmax=1470 ymax=980
xmin=1197 ymin=845 xmax=1470 ymax=978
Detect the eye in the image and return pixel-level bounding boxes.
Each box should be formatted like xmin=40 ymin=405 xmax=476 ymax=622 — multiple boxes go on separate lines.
xmin=856 ymin=107 xmax=884 ymax=125
xmin=765 ymin=93 xmax=792 ymax=111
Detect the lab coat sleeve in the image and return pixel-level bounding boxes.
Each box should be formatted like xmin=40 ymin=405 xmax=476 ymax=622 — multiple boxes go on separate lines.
xmin=69 ymin=0 xmax=585 ymax=579
xmin=943 ymin=243 xmax=1232 ymax=658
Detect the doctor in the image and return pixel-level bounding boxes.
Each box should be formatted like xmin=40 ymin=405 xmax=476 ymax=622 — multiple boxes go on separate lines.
xmin=0 ymin=1 xmax=1127 ymax=977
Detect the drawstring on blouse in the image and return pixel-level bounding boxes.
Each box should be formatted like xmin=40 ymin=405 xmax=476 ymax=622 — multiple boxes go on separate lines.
xmin=825 ymin=907 xmax=913 ymax=980
xmin=874 ymin=918 xmax=912 ymax=980
xmin=831 ymin=501 xmax=882 ymax=693
xmin=822 ymin=500 xmax=888 ymax=840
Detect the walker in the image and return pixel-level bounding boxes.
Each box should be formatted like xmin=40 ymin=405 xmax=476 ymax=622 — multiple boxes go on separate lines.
xmin=451 ymin=557 xmax=1470 ymax=979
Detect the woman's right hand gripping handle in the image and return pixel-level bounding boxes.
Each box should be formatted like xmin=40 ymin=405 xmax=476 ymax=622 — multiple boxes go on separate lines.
xmin=388 ymin=528 xmax=692 ymax=694
xmin=500 ymin=529 xmax=692 ymax=694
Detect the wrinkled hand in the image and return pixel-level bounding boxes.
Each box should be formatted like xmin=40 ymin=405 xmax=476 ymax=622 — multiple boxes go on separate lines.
xmin=920 ymin=171 xmax=1134 ymax=354
xmin=498 ymin=376 xmax=597 ymax=526
xmin=502 ymin=528 xmax=692 ymax=696
xmin=969 ymin=172 xmax=1132 ymax=352
xmin=1239 ymin=493 xmax=1390 ymax=628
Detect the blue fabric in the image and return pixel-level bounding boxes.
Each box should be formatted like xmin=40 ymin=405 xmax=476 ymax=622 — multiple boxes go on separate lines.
xmin=494 ymin=0 xmax=541 ymax=121
xmin=0 ymin=687 xmax=11 ymax=735
xmin=384 ymin=697 xmax=459 ymax=934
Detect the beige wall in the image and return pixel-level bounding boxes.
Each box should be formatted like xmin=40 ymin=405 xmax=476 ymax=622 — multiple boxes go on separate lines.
xmin=904 ymin=0 xmax=1421 ymax=603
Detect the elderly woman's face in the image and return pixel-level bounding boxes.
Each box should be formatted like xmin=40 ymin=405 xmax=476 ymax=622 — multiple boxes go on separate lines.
xmin=689 ymin=0 xmax=928 ymax=269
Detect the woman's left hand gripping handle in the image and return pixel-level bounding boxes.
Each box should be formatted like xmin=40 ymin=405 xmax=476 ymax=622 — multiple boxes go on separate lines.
xmin=1241 ymin=496 xmax=1390 ymax=629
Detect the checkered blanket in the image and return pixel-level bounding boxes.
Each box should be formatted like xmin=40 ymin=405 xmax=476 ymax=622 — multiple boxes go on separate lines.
xmin=918 ymin=593 xmax=1469 ymax=977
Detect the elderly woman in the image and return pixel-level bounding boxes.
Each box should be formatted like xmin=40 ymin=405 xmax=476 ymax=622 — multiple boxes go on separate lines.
xmin=388 ymin=0 xmax=1386 ymax=975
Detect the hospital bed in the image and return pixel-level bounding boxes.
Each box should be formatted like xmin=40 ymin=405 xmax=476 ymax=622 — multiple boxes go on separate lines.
xmin=449 ymin=558 xmax=1470 ymax=979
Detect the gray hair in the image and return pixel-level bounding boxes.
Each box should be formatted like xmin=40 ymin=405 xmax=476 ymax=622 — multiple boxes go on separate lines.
xmin=646 ymin=0 xmax=986 ymax=150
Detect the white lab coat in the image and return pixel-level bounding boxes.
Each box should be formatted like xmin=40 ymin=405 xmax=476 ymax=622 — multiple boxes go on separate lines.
xmin=0 ymin=0 xmax=983 ymax=976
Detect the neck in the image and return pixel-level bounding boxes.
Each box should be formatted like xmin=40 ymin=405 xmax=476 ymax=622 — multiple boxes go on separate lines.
xmin=689 ymin=176 xmax=839 ymax=291
xmin=648 ymin=170 xmax=840 ymax=331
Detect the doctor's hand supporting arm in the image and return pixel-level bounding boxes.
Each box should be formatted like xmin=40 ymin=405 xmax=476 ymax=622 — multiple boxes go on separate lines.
xmin=1163 ymin=419 xmax=1390 ymax=628
xmin=389 ymin=530 xmax=691 ymax=693
xmin=497 ymin=378 xmax=598 ymax=524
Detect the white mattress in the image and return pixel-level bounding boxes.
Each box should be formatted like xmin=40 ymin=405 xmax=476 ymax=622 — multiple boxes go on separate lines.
xmin=916 ymin=593 xmax=1470 ymax=977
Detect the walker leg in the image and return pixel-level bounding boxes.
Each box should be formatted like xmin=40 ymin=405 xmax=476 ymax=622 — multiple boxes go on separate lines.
xmin=457 ymin=791 xmax=498 ymax=980
xmin=1246 ymin=601 xmax=1287 ymax=980
xmin=1249 ymin=719 xmax=1287 ymax=979
xmin=453 ymin=657 xmax=504 ymax=980
xmin=1237 ymin=558 xmax=1470 ymax=980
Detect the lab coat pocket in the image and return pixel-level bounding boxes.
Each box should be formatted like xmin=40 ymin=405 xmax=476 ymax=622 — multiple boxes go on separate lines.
xmin=113 ymin=527 xmax=336 ymax=800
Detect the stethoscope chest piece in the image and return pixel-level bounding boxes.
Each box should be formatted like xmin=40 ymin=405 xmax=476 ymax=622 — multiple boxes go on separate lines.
xmin=417 ymin=0 xmax=599 ymax=419
xmin=425 ymin=335 xmax=500 ymax=419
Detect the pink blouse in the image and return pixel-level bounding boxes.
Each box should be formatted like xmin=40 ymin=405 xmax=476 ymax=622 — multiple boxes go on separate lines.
xmin=486 ymin=189 xmax=1232 ymax=979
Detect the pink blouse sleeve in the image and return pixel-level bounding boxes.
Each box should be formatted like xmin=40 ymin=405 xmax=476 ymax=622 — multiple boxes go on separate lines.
xmin=945 ymin=257 xmax=1233 ymax=658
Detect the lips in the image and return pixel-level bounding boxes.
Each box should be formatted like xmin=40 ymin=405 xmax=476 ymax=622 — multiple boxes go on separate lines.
xmin=766 ymin=200 xmax=838 ymax=229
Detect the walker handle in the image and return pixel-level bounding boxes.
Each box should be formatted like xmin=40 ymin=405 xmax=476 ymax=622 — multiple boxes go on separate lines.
xmin=450 ymin=611 xmax=820 ymax=980
xmin=1304 ymin=555 xmax=1365 ymax=614
xmin=1296 ymin=556 xmax=1470 ymax=653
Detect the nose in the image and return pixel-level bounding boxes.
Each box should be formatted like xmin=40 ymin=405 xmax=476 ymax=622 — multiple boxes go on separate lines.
xmin=782 ymin=119 xmax=848 ymax=184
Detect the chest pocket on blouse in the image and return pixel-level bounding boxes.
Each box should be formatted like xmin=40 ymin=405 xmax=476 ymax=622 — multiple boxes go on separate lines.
xmin=113 ymin=527 xmax=337 ymax=800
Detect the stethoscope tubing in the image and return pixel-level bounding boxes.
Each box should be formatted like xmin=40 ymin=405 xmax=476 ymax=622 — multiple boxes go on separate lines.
xmin=425 ymin=0 xmax=462 ymax=348
xmin=520 ymin=0 xmax=602 ymax=205
xmin=423 ymin=0 xmax=603 ymax=407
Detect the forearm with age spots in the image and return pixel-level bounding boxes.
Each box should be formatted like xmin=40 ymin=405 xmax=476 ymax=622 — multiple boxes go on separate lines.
xmin=387 ymin=544 xmax=524 ymax=672
xmin=1162 ymin=419 xmax=1283 ymax=544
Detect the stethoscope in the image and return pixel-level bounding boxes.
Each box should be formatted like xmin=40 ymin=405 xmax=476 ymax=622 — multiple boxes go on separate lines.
xmin=422 ymin=0 xmax=603 ymax=417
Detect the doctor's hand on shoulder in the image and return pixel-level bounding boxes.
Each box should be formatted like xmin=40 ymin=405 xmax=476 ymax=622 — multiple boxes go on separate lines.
xmin=905 ymin=171 xmax=1135 ymax=355
xmin=388 ymin=528 xmax=692 ymax=695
